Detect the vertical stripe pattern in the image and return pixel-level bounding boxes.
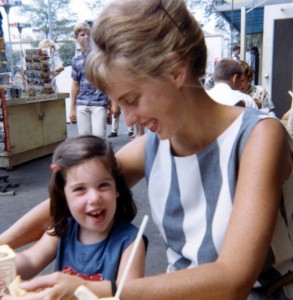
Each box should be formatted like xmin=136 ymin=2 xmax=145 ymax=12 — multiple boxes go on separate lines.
xmin=145 ymin=108 xmax=293 ymax=294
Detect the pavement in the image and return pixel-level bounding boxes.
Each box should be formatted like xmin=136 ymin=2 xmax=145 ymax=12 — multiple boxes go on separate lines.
xmin=0 ymin=118 xmax=167 ymax=277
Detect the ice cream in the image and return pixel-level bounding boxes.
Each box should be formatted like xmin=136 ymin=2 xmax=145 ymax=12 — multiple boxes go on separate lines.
xmin=0 ymin=245 xmax=16 ymax=291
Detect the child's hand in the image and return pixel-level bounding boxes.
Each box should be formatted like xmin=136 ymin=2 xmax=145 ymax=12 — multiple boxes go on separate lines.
xmin=2 ymin=272 xmax=85 ymax=300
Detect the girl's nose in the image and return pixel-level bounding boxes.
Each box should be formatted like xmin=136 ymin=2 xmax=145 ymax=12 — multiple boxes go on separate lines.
xmin=87 ymin=189 xmax=101 ymax=205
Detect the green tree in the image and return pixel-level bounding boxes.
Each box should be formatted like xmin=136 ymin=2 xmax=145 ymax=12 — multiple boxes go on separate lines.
xmin=186 ymin=0 xmax=230 ymax=32
xmin=84 ymin=0 xmax=105 ymax=20
xmin=186 ymin=0 xmax=240 ymax=54
xmin=58 ymin=40 xmax=75 ymax=67
xmin=15 ymin=0 xmax=77 ymax=42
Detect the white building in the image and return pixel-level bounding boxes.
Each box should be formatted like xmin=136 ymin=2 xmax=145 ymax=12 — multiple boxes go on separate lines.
xmin=216 ymin=0 xmax=293 ymax=118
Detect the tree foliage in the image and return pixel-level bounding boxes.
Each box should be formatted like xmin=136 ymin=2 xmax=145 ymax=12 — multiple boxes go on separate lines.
xmin=186 ymin=0 xmax=229 ymax=32
xmin=15 ymin=0 xmax=77 ymax=42
xmin=83 ymin=0 xmax=106 ymax=21
xmin=58 ymin=40 xmax=76 ymax=67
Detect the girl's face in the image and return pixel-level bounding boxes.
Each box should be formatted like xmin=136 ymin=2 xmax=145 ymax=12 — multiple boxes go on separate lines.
xmin=64 ymin=158 xmax=119 ymax=244
xmin=107 ymin=69 xmax=186 ymax=140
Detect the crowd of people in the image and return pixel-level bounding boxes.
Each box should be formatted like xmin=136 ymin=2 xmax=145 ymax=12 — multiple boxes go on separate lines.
xmin=1 ymin=0 xmax=292 ymax=299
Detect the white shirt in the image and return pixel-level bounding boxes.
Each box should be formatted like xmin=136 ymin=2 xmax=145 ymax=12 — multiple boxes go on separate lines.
xmin=207 ymin=83 xmax=258 ymax=109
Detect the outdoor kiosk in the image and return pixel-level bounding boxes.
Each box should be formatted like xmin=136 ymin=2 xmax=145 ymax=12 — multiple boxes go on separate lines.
xmin=0 ymin=90 xmax=68 ymax=169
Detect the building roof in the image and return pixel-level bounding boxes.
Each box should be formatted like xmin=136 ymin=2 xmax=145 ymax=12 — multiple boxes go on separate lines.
xmin=216 ymin=0 xmax=293 ymax=35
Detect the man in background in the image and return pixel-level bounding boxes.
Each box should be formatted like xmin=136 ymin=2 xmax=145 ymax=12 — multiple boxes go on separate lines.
xmin=207 ymin=58 xmax=258 ymax=109
xmin=70 ymin=22 xmax=108 ymax=138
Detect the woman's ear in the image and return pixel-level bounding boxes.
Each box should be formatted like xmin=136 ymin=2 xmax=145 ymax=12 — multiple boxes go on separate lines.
xmin=170 ymin=64 xmax=187 ymax=89
xmin=167 ymin=52 xmax=187 ymax=88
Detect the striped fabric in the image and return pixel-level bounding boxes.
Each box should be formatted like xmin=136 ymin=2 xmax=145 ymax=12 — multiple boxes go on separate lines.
xmin=71 ymin=51 xmax=108 ymax=107
xmin=145 ymin=108 xmax=293 ymax=292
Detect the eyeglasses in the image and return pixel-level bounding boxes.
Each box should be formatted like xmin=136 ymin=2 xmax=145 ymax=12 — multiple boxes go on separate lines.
xmin=152 ymin=0 xmax=185 ymax=35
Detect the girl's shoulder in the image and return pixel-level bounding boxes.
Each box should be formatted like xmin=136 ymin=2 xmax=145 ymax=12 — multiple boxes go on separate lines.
xmin=111 ymin=220 xmax=148 ymax=249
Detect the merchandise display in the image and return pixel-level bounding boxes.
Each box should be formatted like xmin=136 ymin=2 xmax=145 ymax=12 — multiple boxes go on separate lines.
xmin=0 ymin=11 xmax=10 ymax=99
xmin=0 ymin=2 xmax=68 ymax=167
xmin=25 ymin=48 xmax=55 ymax=96
xmin=0 ymin=11 xmax=7 ymax=152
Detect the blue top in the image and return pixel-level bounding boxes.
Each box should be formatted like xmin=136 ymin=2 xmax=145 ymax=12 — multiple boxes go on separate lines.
xmin=71 ymin=51 xmax=108 ymax=107
xmin=145 ymin=108 xmax=293 ymax=293
xmin=55 ymin=218 xmax=148 ymax=281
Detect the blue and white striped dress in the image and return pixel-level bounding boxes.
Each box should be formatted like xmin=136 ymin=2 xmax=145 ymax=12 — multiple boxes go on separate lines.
xmin=145 ymin=108 xmax=293 ymax=297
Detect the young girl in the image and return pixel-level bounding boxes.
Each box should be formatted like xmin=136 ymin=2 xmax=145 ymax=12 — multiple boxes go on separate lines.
xmin=10 ymin=135 xmax=147 ymax=293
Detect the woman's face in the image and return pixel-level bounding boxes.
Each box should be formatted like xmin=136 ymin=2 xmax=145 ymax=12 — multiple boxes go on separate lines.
xmin=106 ymin=68 xmax=186 ymax=140
xmin=64 ymin=158 xmax=119 ymax=243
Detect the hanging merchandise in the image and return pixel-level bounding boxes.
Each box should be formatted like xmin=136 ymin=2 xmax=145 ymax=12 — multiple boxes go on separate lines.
xmin=25 ymin=48 xmax=55 ymax=97
xmin=0 ymin=11 xmax=11 ymax=100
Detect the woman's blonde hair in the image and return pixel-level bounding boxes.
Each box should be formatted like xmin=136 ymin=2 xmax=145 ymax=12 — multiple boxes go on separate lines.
xmin=86 ymin=0 xmax=207 ymax=92
xmin=39 ymin=39 xmax=56 ymax=50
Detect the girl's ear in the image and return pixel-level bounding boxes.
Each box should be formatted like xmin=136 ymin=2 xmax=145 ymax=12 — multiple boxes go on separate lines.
xmin=116 ymin=191 xmax=120 ymax=198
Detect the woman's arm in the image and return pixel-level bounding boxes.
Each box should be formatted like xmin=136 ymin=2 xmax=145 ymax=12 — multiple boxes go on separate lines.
xmin=16 ymin=232 xmax=58 ymax=280
xmin=69 ymin=80 xmax=79 ymax=123
xmin=0 ymin=200 xmax=51 ymax=249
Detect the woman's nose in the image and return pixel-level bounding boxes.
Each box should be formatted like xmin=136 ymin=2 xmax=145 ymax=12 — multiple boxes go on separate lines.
xmin=124 ymin=109 xmax=138 ymax=127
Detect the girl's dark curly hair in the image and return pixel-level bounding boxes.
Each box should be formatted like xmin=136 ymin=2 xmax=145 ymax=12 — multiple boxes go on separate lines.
xmin=48 ymin=135 xmax=137 ymax=237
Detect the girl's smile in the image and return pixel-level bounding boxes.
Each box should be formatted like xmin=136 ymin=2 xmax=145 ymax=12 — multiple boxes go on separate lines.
xmin=64 ymin=158 xmax=119 ymax=244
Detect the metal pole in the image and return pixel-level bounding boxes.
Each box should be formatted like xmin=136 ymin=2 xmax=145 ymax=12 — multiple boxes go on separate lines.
xmin=48 ymin=0 xmax=52 ymax=40
xmin=4 ymin=4 xmax=14 ymax=78
xmin=230 ymin=0 xmax=234 ymax=56
xmin=240 ymin=6 xmax=246 ymax=61
xmin=17 ymin=25 xmax=24 ymax=64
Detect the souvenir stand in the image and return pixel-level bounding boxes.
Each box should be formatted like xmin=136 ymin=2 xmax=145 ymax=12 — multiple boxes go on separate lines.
xmin=0 ymin=3 xmax=69 ymax=171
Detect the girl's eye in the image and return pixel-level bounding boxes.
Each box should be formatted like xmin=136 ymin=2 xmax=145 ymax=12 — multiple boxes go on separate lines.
xmin=73 ymin=186 xmax=85 ymax=192
xmin=99 ymin=182 xmax=111 ymax=189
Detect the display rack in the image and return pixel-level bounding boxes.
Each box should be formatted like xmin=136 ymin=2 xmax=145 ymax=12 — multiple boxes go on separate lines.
xmin=0 ymin=88 xmax=18 ymax=195
xmin=25 ymin=48 xmax=54 ymax=97
xmin=0 ymin=10 xmax=11 ymax=101
xmin=0 ymin=0 xmax=23 ymax=78
xmin=0 ymin=88 xmax=10 ymax=152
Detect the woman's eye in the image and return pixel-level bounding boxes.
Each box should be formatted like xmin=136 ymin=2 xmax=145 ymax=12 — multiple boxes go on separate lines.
xmin=125 ymin=96 xmax=138 ymax=105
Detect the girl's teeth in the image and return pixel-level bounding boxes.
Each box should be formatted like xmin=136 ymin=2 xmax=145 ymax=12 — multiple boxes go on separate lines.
xmin=89 ymin=211 xmax=101 ymax=216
